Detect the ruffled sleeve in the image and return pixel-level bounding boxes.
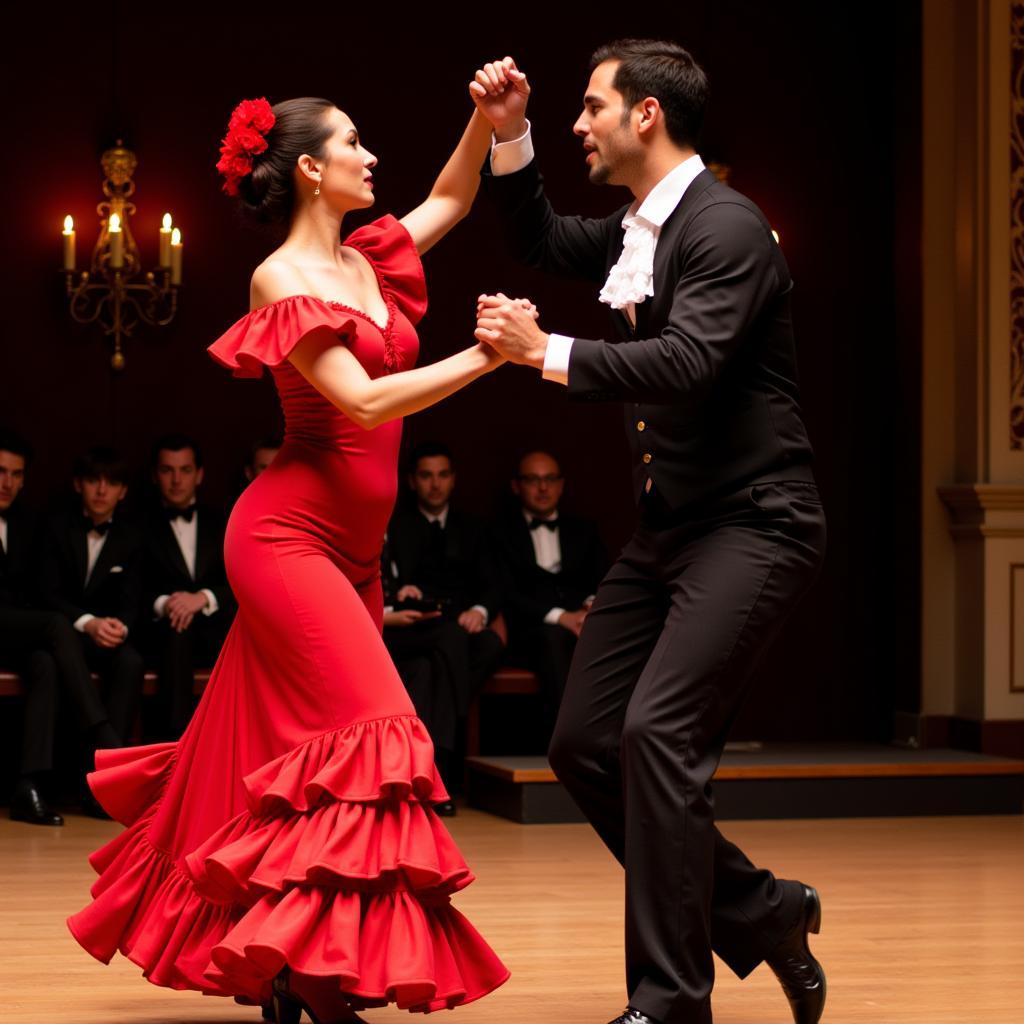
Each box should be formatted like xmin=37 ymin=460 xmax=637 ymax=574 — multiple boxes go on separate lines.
xmin=208 ymin=296 xmax=358 ymax=379
xmin=345 ymin=215 xmax=427 ymax=326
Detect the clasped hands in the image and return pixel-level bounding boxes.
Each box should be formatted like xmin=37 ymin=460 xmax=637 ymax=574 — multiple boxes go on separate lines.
xmin=165 ymin=591 xmax=210 ymax=633
xmin=475 ymin=293 xmax=549 ymax=369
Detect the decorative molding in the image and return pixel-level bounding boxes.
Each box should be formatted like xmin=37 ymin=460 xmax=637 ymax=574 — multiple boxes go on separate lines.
xmin=1012 ymin=4 xmax=1024 ymax=448
xmin=939 ymin=485 xmax=1024 ymax=535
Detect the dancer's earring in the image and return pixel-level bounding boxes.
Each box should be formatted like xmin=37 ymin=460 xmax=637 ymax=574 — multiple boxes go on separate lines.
xmin=313 ymin=181 xmax=321 ymax=196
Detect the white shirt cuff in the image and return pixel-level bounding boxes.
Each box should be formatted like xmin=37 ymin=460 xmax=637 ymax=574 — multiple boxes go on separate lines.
xmin=200 ymin=589 xmax=219 ymax=616
xmin=74 ymin=613 xmax=95 ymax=633
xmin=490 ymin=121 xmax=534 ymax=176
xmin=544 ymin=607 xmax=566 ymax=626
xmin=542 ymin=333 xmax=573 ymax=385
xmin=383 ymin=604 xmax=395 ymax=615
xmin=153 ymin=595 xmax=170 ymax=618
xmin=471 ymin=604 xmax=490 ymax=626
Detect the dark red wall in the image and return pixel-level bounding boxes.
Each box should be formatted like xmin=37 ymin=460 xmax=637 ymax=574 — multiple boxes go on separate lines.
xmin=2 ymin=2 xmax=922 ymax=740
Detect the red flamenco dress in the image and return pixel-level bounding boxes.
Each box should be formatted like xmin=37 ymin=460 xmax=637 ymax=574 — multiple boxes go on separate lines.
xmin=67 ymin=216 xmax=510 ymax=1014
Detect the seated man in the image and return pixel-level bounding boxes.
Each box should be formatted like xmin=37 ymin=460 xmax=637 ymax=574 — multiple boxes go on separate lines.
xmin=383 ymin=442 xmax=504 ymax=810
xmin=244 ymin=435 xmax=281 ymax=484
xmin=491 ymin=450 xmax=607 ymax=740
xmin=0 ymin=433 xmax=120 ymax=826
xmin=38 ymin=447 xmax=144 ymax=781
xmin=143 ymin=434 xmax=235 ymax=739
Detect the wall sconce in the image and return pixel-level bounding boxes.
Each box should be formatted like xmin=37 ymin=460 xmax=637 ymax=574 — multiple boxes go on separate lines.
xmin=61 ymin=141 xmax=182 ymax=371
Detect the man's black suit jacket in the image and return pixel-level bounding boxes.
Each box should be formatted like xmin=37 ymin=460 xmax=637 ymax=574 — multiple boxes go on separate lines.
xmin=0 ymin=503 xmax=40 ymax=610
xmin=142 ymin=504 xmax=235 ymax=620
xmin=483 ymin=160 xmax=815 ymax=510
xmin=39 ymin=509 xmax=143 ymax=631
xmin=491 ymin=510 xmax=606 ymax=631
xmin=386 ymin=506 xmax=500 ymax=620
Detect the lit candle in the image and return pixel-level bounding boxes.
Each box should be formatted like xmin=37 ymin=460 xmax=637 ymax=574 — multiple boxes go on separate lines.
xmin=62 ymin=215 xmax=76 ymax=271
xmin=159 ymin=212 xmax=172 ymax=267
xmin=108 ymin=212 xmax=124 ymax=269
xmin=170 ymin=227 xmax=183 ymax=285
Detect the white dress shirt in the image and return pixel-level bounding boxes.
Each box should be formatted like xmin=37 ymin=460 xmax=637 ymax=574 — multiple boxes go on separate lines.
xmin=490 ymin=124 xmax=706 ymax=385
xmin=0 ymin=516 xmax=7 ymax=555
xmin=74 ymin=520 xmax=115 ymax=633
xmin=521 ymin=509 xmax=568 ymax=625
xmin=153 ymin=507 xmax=219 ymax=619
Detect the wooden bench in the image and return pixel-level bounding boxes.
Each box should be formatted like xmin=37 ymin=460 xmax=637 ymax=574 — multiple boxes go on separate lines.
xmin=0 ymin=669 xmax=212 ymax=698
xmin=465 ymin=667 xmax=540 ymax=757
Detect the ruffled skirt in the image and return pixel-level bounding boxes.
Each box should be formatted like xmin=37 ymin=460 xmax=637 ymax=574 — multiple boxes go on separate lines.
xmin=67 ymin=715 xmax=509 ymax=1012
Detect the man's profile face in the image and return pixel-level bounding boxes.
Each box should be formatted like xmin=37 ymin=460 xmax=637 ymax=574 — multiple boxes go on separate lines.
xmin=75 ymin=474 xmax=127 ymax=521
xmin=512 ymin=452 xmax=564 ymax=517
xmin=155 ymin=448 xmax=203 ymax=509
xmin=573 ymin=60 xmax=638 ymax=186
xmin=0 ymin=450 xmax=26 ymax=512
xmin=410 ymin=455 xmax=455 ymax=514
xmin=245 ymin=445 xmax=279 ymax=481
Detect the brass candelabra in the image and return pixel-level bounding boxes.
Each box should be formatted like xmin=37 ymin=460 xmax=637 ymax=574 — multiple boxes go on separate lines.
xmin=62 ymin=141 xmax=183 ymax=371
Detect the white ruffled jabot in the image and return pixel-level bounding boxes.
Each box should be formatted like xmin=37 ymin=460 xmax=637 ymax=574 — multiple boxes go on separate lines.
xmin=599 ymin=212 xmax=657 ymax=311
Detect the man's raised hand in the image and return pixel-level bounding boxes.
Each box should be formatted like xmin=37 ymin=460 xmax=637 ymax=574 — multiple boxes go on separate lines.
xmin=468 ymin=57 xmax=530 ymax=140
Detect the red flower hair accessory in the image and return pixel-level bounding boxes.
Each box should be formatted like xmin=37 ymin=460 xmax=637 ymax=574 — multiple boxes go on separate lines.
xmin=217 ymin=97 xmax=276 ymax=196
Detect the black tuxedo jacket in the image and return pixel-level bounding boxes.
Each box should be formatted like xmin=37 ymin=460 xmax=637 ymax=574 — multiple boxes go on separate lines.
xmin=0 ymin=504 xmax=40 ymax=609
xmin=39 ymin=509 xmax=143 ymax=631
xmin=491 ymin=510 xmax=607 ymax=630
xmin=142 ymin=504 xmax=235 ymax=618
xmin=386 ymin=506 xmax=501 ymax=620
xmin=483 ymin=160 xmax=815 ymax=510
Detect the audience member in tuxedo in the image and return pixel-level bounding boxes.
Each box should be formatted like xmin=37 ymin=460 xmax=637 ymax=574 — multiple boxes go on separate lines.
xmin=492 ymin=450 xmax=607 ymax=739
xmin=244 ymin=435 xmax=281 ymax=484
xmin=0 ymin=434 xmax=121 ymax=825
xmin=382 ymin=442 xmax=504 ymax=812
xmin=38 ymin=447 xmax=143 ymax=810
xmin=143 ymin=434 xmax=235 ymax=740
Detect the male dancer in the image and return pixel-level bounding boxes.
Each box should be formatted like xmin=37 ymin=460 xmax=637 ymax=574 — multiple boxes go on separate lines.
xmin=470 ymin=44 xmax=827 ymax=1024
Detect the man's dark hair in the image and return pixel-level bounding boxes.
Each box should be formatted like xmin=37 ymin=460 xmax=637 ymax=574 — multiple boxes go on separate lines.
xmin=0 ymin=428 xmax=32 ymax=463
xmin=248 ymin=434 xmax=282 ymax=466
xmin=152 ymin=432 xmax=203 ymax=469
xmin=408 ymin=441 xmax=454 ymax=474
xmin=590 ymin=38 xmax=709 ymax=149
xmin=74 ymin=446 xmax=127 ymax=484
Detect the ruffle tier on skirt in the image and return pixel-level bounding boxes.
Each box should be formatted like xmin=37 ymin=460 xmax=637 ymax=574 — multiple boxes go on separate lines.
xmin=67 ymin=715 xmax=509 ymax=1012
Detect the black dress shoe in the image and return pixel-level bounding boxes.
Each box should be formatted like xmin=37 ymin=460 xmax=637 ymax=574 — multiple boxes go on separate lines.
xmin=9 ymin=779 xmax=64 ymax=826
xmin=607 ymin=1009 xmax=660 ymax=1024
xmin=765 ymin=884 xmax=826 ymax=1024
xmin=433 ymin=800 xmax=457 ymax=817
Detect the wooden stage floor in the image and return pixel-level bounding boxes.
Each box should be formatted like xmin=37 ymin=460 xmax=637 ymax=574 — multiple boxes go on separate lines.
xmin=2 ymin=809 xmax=1021 ymax=1024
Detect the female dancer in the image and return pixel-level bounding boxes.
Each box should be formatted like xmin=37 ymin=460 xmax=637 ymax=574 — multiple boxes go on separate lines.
xmin=67 ymin=91 xmax=514 ymax=1023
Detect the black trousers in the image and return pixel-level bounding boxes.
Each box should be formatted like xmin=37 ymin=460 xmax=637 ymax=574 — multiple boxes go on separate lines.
xmin=79 ymin=635 xmax=144 ymax=746
xmin=384 ymin=619 xmax=504 ymax=753
xmin=508 ymin=623 xmax=578 ymax=740
xmin=145 ymin=614 xmax=230 ymax=741
xmin=549 ymin=481 xmax=826 ymax=1024
xmin=0 ymin=608 xmax=110 ymax=776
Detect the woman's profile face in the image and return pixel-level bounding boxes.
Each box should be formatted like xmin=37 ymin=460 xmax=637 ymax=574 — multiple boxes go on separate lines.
xmin=318 ymin=107 xmax=377 ymax=210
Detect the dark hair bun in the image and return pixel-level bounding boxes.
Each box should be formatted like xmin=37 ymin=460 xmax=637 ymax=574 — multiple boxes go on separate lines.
xmin=230 ymin=97 xmax=336 ymax=226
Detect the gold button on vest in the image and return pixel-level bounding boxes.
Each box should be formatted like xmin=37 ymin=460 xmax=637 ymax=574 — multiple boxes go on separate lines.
xmin=637 ymin=420 xmax=646 ymax=432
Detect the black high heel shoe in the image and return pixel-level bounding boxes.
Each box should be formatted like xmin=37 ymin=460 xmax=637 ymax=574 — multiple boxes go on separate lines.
xmin=269 ymin=966 xmax=367 ymax=1024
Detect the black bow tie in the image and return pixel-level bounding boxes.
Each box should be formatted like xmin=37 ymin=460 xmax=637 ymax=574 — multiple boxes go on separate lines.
xmin=86 ymin=518 xmax=112 ymax=536
xmin=529 ymin=517 xmax=559 ymax=531
xmin=165 ymin=505 xmax=195 ymax=523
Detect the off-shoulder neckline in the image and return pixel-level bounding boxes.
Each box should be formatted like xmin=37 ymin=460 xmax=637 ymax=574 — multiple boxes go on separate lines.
xmin=248 ymin=292 xmax=395 ymax=336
